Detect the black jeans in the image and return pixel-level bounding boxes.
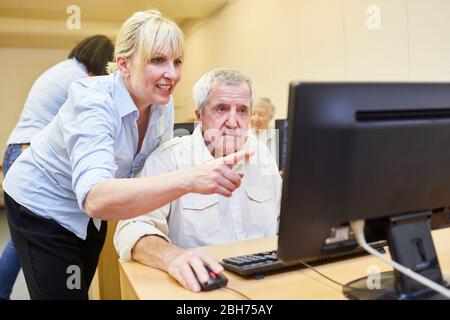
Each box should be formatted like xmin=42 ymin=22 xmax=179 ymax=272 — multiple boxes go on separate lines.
xmin=4 ymin=193 xmax=107 ymax=300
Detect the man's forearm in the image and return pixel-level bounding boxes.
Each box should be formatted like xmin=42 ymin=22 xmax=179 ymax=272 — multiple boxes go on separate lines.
xmin=131 ymin=235 xmax=183 ymax=272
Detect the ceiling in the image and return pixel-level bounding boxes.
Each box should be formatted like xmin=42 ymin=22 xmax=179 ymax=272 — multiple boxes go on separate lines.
xmin=0 ymin=0 xmax=229 ymax=48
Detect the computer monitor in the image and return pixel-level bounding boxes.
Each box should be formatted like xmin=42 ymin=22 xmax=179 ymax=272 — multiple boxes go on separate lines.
xmin=173 ymin=122 xmax=195 ymax=137
xmin=278 ymin=82 xmax=450 ymax=300
xmin=275 ymin=119 xmax=288 ymax=171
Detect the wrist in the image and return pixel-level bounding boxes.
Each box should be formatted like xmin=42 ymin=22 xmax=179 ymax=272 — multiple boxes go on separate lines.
xmin=162 ymin=245 xmax=184 ymax=271
xmin=178 ymin=168 xmax=195 ymax=194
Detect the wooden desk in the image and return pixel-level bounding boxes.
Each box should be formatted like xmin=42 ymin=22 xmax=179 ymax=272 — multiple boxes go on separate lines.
xmin=119 ymin=229 xmax=450 ymax=300
xmin=89 ymin=220 xmax=121 ymax=300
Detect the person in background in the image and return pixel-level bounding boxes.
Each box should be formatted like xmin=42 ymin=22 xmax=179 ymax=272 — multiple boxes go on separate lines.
xmin=250 ymin=97 xmax=278 ymax=165
xmin=0 ymin=34 xmax=114 ymax=300
xmin=2 ymin=10 xmax=250 ymax=300
xmin=114 ymin=68 xmax=282 ymax=293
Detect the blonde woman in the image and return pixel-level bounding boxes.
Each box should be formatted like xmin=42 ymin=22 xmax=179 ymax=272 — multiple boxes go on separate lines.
xmin=3 ymin=10 xmax=249 ymax=299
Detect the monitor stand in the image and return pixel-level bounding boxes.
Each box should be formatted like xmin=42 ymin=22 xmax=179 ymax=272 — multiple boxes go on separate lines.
xmin=343 ymin=211 xmax=449 ymax=300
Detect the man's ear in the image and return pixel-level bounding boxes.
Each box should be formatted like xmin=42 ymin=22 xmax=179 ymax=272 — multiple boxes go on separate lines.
xmin=195 ymin=110 xmax=201 ymax=122
xmin=116 ymin=55 xmax=130 ymax=78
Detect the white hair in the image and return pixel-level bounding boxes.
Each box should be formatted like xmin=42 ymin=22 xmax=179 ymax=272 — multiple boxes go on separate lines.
xmin=192 ymin=68 xmax=255 ymax=112
xmin=254 ymin=97 xmax=276 ymax=118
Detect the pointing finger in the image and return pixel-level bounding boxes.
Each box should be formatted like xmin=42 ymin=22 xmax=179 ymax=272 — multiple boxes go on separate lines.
xmin=223 ymin=149 xmax=254 ymax=169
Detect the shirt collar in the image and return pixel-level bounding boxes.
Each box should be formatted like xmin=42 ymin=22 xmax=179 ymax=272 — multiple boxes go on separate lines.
xmin=149 ymin=101 xmax=165 ymax=127
xmin=113 ymin=71 xmax=139 ymax=118
xmin=71 ymin=58 xmax=88 ymax=74
xmin=192 ymin=126 xmax=214 ymax=166
xmin=250 ymin=128 xmax=276 ymax=141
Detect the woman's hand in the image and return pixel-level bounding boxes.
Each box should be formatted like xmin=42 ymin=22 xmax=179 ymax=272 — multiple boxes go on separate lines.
xmin=186 ymin=149 xmax=254 ymax=197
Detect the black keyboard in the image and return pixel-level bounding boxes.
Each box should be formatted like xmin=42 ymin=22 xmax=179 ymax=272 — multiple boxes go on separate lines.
xmin=221 ymin=250 xmax=295 ymax=276
xmin=221 ymin=245 xmax=385 ymax=276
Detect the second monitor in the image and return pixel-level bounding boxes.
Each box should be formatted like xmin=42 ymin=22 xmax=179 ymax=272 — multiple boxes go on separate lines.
xmin=173 ymin=122 xmax=195 ymax=137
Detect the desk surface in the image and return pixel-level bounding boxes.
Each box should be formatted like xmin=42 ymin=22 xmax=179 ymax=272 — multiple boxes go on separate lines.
xmin=119 ymin=228 xmax=450 ymax=300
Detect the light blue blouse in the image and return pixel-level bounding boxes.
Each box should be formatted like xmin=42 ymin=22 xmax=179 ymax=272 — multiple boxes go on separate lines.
xmin=3 ymin=72 xmax=174 ymax=239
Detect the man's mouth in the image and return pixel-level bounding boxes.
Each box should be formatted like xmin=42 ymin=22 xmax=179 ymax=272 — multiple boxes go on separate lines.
xmin=222 ymin=133 xmax=239 ymax=137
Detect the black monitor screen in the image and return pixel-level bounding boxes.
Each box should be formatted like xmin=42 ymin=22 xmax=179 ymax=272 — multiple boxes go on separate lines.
xmin=278 ymin=82 xmax=450 ymax=299
xmin=275 ymin=119 xmax=288 ymax=171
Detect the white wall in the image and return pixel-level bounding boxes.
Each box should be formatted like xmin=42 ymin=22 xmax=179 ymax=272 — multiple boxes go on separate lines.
xmin=173 ymin=0 xmax=450 ymax=122
xmin=174 ymin=0 xmax=302 ymax=122
xmin=0 ymin=47 xmax=69 ymax=157
xmin=3 ymin=0 xmax=450 ymax=148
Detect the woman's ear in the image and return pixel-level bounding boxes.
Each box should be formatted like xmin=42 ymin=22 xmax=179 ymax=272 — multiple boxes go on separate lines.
xmin=116 ymin=55 xmax=130 ymax=79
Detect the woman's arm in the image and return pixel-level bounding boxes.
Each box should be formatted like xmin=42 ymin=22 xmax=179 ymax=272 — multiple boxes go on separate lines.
xmin=85 ymin=169 xmax=190 ymax=220
xmin=84 ymin=149 xmax=252 ymax=220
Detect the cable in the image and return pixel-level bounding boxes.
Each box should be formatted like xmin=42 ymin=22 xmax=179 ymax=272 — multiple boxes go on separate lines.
xmin=296 ymin=259 xmax=346 ymax=287
xmin=351 ymin=219 xmax=450 ymax=299
xmin=223 ymin=286 xmax=251 ymax=300
xmin=295 ymin=258 xmax=395 ymax=295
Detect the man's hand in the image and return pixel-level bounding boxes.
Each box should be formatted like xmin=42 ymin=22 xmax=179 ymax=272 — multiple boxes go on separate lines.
xmin=186 ymin=149 xmax=254 ymax=197
xmin=164 ymin=247 xmax=224 ymax=292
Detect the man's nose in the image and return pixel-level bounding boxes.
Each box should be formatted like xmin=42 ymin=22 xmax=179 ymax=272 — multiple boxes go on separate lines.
xmin=226 ymin=110 xmax=238 ymax=128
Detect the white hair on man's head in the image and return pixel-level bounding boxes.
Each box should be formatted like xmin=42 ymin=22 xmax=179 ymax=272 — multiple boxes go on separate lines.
xmin=192 ymin=68 xmax=255 ymax=112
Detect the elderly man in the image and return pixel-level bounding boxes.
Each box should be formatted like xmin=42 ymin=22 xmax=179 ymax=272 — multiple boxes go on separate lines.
xmin=114 ymin=68 xmax=282 ymax=292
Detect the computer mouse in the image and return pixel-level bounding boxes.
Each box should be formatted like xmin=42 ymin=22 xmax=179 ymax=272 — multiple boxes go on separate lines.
xmin=200 ymin=266 xmax=228 ymax=291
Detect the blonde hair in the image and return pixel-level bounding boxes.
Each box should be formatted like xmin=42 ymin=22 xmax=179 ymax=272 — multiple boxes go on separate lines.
xmin=107 ymin=10 xmax=183 ymax=74
xmin=192 ymin=68 xmax=255 ymax=113
xmin=254 ymin=97 xmax=276 ymax=118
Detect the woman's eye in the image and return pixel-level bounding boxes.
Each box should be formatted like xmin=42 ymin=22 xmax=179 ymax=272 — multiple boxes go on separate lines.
xmin=150 ymin=57 xmax=164 ymax=64
xmin=174 ymin=59 xmax=183 ymax=66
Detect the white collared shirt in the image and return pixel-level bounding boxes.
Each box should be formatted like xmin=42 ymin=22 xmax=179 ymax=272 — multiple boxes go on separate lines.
xmin=114 ymin=126 xmax=282 ymax=260
xmin=7 ymin=58 xmax=88 ymax=145
xmin=249 ymin=128 xmax=279 ymax=166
